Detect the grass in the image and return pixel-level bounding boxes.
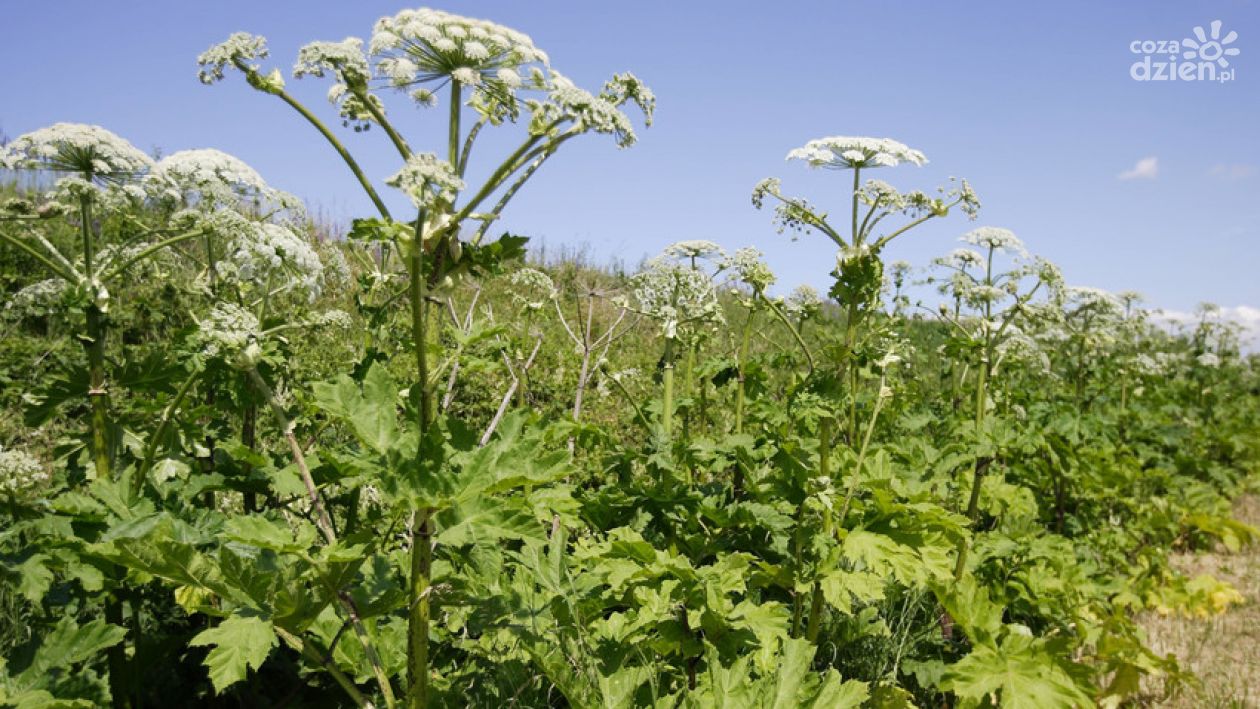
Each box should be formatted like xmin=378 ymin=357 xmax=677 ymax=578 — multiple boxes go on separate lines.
xmin=1139 ymin=492 xmax=1260 ymax=707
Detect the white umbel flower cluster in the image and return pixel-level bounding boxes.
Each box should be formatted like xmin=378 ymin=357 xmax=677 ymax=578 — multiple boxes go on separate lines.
xmin=1064 ymin=286 xmax=1123 ymax=314
xmin=198 ymin=32 xmax=271 ymax=84
xmin=148 ymin=149 xmax=273 ymax=206
xmin=196 ymin=302 xmax=262 ymax=368
xmin=370 ymin=7 xmax=548 ymax=96
xmin=528 ymin=71 xmax=641 ymax=148
xmin=0 ymin=123 xmax=153 ymax=181
xmin=995 ymin=329 xmax=1051 ymax=373
xmin=294 ymin=38 xmax=379 ymax=126
xmin=785 ymin=284 xmax=823 ymax=319
xmin=310 ymin=309 xmax=354 ymax=330
xmin=4 ymin=279 xmax=67 ymax=319
xmin=662 ymin=240 xmax=726 ymax=262
xmin=786 ymin=136 xmax=927 ymax=170
xmin=509 ymin=267 xmax=557 ymax=311
xmin=0 ymin=445 xmax=50 ymax=498
xmin=1197 ymin=352 xmax=1221 ymax=368
xmin=46 ymin=175 xmax=147 ymax=213
xmin=225 ymin=222 xmax=324 ymax=300
xmin=385 ymin=153 xmax=465 ymax=208
xmin=294 ymin=37 xmax=371 ymax=81
xmin=722 ymin=247 xmax=776 ymax=292
xmin=629 ymin=258 xmax=723 ymax=339
xmin=961 ymin=227 xmax=1027 ymax=256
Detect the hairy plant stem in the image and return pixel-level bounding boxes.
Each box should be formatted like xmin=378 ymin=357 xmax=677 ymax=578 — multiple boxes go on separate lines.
xmin=803 ymin=381 xmax=889 ymax=640
xmin=662 ymin=337 xmax=676 ymax=438
xmin=77 ymin=195 xmax=113 ymax=482
xmin=274 ymin=627 xmax=371 ymax=708
xmin=246 ymin=367 xmax=336 ymax=542
xmin=262 ymin=79 xmax=391 ymax=220
xmin=135 ymin=367 xmax=202 ymax=492
xmin=800 ymin=416 xmax=833 ymax=641
xmin=843 ymin=304 xmax=860 ymax=445
xmin=104 ymin=592 xmax=131 ymax=709
xmin=954 ymin=247 xmax=996 ymax=579
xmin=247 ymin=366 xmax=396 ymax=706
xmin=406 ymin=223 xmax=434 ymax=709
xmin=0 ymin=228 xmax=78 ymax=281
xmin=734 ymin=308 xmax=755 ymax=434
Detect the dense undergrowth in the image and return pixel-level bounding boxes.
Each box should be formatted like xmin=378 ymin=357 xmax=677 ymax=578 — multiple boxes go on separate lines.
xmin=2 ymin=7 xmax=1259 ymax=708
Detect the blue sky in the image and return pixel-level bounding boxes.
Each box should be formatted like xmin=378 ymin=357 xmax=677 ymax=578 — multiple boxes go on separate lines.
xmin=2 ymin=1 xmax=1257 ymax=329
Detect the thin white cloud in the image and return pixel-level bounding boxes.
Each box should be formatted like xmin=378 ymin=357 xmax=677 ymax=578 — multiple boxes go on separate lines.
xmin=1118 ymin=156 xmax=1159 ymax=180
xmin=1209 ymin=163 xmax=1257 ymax=180
xmin=1153 ymin=304 xmax=1260 ymax=348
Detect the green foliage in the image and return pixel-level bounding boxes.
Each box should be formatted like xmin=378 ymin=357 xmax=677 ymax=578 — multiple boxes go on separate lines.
xmin=3 ymin=12 xmax=1259 ymax=709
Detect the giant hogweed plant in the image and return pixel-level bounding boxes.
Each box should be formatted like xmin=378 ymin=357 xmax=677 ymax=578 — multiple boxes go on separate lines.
xmin=0 ymin=126 xmax=303 ymax=707
xmin=188 ymin=8 xmax=654 ymax=706
xmin=2 ymin=10 xmax=1259 ymax=709
xmin=925 ymin=227 xmax=1062 ymax=578
xmin=753 ymin=136 xmax=980 ymax=440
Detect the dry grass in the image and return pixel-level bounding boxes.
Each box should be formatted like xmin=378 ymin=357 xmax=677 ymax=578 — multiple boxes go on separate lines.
xmin=1138 ymin=494 xmax=1260 ymax=708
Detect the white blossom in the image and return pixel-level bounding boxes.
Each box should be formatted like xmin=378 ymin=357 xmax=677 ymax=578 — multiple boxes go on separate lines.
xmin=995 ymin=329 xmax=1050 ymax=373
xmin=4 ymin=279 xmax=67 ymax=319
xmin=196 ymin=302 xmax=261 ymax=368
xmin=370 ymin=8 xmax=548 ymax=99
xmin=198 ymin=32 xmax=271 ymax=85
xmin=310 ymin=309 xmax=354 ymax=329
xmin=628 ymin=258 xmax=723 ymax=339
xmin=148 ymin=148 xmax=273 ymax=206
xmin=786 ymin=136 xmax=927 ymax=170
xmin=722 ymin=247 xmax=776 ymax=292
xmin=385 ymin=153 xmax=465 ymax=208
xmin=961 ymin=227 xmax=1026 ymax=256
xmin=0 ymin=446 xmax=49 ymax=498
xmin=785 ymin=284 xmax=823 ymax=319
xmin=294 ymin=37 xmax=370 ymax=81
xmin=1197 ymin=352 xmax=1221 ymax=368
xmin=1065 ymin=286 xmax=1123 ymax=314
xmin=1 ymin=123 xmax=153 ymax=182
xmin=509 ymin=267 xmax=557 ymax=311
xmin=528 ymin=71 xmax=639 ymax=148
xmin=662 ymin=240 xmax=725 ymax=262
xmin=208 ymin=212 xmax=323 ymax=300
xmin=936 ymin=248 xmax=984 ymax=270
xmin=46 ymin=176 xmax=145 ymax=214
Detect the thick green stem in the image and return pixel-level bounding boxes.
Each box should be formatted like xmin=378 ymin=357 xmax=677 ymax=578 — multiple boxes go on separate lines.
xmin=406 ymin=230 xmax=433 ymax=708
xmin=266 ymin=81 xmax=391 ymax=220
xmin=954 ymin=456 xmax=993 ymax=579
xmin=247 ymin=368 xmax=336 ymax=542
xmin=734 ymin=309 xmax=754 ymax=434
xmin=448 ymin=81 xmax=462 ymax=167
xmin=851 ymin=168 xmax=861 ymax=244
xmin=105 ymin=592 xmax=131 ymax=709
xmin=803 ymin=416 xmax=834 ymax=642
xmin=955 ymin=252 xmax=996 ymax=579
xmin=837 ymin=381 xmax=888 ymax=526
xmin=274 ymin=627 xmax=372 ymax=708
xmin=135 ymin=367 xmax=201 ymax=492
xmin=0 ymin=228 xmax=79 ymax=282
xmin=662 ymin=338 xmax=676 ymax=438
xmin=843 ymin=303 xmax=860 ymax=444
xmin=248 ymin=368 xmax=395 ymax=705
xmin=85 ymin=306 xmax=112 ymax=481
xmin=77 ymin=196 xmax=113 ymax=481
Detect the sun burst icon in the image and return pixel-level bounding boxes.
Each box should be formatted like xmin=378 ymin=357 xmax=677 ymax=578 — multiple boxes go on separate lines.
xmin=1183 ymin=20 xmax=1241 ymax=67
